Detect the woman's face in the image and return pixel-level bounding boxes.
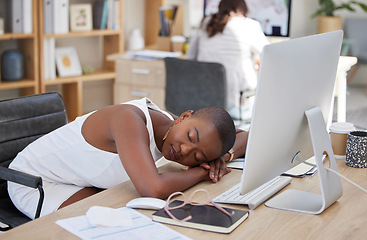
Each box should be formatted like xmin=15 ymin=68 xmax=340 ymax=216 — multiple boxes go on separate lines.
xmin=162 ymin=113 xmax=223 ymax=167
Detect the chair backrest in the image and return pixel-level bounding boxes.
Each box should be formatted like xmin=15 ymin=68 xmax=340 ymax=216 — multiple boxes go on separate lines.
xmin=344 ymin=18 xmax=367 ymax=62
xmin=164 ymin=58 xmax=227 ymax=116
xmin=0 ymin=92 xmax=68 ymax=168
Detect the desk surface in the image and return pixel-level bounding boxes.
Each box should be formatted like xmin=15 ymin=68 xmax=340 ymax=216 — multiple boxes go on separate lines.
xmin=2 ymin=159 xmax=367 ymax=240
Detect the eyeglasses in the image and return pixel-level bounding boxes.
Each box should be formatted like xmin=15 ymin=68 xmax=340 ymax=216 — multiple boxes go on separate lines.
xmin=164 ymin=189 xmax=234 ymax=222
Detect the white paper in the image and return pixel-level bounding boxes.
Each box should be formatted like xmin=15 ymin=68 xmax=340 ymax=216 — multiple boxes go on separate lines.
xmin=86 ymin=206 xmax=133 ymax=227
xmin=124 ymin=50 xmax=182 ymax=60
xmin=56 ymin=207 xmax=192 ymax=240
xmin=227 ymin=157 xmax=317 ymax=177
xmin=283 ymin=157 xmax=317 ymax=177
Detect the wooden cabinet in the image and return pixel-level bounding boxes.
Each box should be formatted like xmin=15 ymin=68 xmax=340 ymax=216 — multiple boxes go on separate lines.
xmin=0 ymin=0 xmax=39 ymax=96
xmin=114 ymin=58 xmax=165 ymax=109
xmin=38 ymin=0 xmax=124 ymax=121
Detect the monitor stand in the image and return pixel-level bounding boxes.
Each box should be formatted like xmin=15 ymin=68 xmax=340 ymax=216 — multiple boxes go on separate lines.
xmin=265 ymin=106 xmax=343 ymax=214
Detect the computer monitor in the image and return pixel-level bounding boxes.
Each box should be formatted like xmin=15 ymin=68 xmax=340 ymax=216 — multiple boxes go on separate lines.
xmin=203 ymin=0 xmax=292 ymax=37
xmin=239 ymin=31 xmax=344 ymax=214
xmin=246 ymin=0 xmax=291 ymax=37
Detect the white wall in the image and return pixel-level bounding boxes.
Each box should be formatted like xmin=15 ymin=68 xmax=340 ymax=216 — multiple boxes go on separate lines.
xmin=331 ymin=0 xmax=367 ymax=85
xmin=123 ymin=0 xmax=145 ymax=50
xmin=289 ymin=0 xmax=318 ymax=38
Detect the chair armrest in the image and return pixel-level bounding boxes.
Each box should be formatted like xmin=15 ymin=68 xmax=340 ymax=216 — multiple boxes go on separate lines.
xmin=0 ymin=166 xmax=44 ymax=219
xmin=0 ymin=166 xmax=42 ymax=189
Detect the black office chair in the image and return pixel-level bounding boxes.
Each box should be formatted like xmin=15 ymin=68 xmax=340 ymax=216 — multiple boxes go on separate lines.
xmin=344 ymin=17 xmax=367 ymax=84
xmin=164 ymin=57 xmax=227 ymax=116
xmin=0 ymin=92 xmax=68 ymax=231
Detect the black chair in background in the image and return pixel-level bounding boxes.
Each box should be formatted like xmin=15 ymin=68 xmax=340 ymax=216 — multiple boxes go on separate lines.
xmin=164 ymin=57 xmax=227 ymax=116
xmin=0 ymin=92 xmax=68 ymax=231
xmin=344 ymin=17 xmax=367 ymax=84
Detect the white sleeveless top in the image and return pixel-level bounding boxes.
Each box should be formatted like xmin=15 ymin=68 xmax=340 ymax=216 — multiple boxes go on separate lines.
xmin=9 ymin=98 xmax=173 ymax=188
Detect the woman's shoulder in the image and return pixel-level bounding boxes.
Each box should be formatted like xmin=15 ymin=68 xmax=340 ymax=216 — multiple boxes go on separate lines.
xmin=84 ymin=102 xmax=145 ymax=128
xmin=229 ymin=16 xmax=259 ymax=25
xmin=227 ymin=16 xmax=263 ymax=32
xmin=86 ymin=98 xmax=171 ymax=129
xmin=112 ymin=98 xmax=172 ymax=125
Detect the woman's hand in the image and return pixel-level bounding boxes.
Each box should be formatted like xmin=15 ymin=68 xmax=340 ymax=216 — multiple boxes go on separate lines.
xmin=196 ymin=129 xmax=248 ymax=183
xmin=200 ymin=156 xmax=231 ymax=183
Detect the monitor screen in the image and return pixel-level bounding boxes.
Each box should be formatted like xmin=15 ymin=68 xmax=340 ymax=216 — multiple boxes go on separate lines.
xmin=240 ymin=31 xmax=343 ymax=195
xmin=204 ymin=0 xmax=292 ymax=37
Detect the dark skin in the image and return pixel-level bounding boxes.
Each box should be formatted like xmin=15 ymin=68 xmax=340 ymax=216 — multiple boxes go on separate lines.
xmin=59 ymin=104 xmax=248 ymax=209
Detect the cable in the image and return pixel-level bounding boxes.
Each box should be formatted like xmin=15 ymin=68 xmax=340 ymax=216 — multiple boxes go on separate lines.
xmin=297 ymin=157 xmax=367 ymax=194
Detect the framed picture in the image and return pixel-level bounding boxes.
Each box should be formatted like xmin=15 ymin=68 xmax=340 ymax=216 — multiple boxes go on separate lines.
xmin=55 ymin=47 xmax=82 ymax=77
xmin=70 ymin=4 xmax=93 ymax=32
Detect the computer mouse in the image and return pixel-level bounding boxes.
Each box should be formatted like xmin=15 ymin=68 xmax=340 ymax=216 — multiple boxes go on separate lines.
xmin=126 ymin=197 xmax=166 ymax=210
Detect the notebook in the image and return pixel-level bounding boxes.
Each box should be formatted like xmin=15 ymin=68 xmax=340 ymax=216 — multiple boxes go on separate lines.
xmin=152 ymin=200 xmax=249 ymax=234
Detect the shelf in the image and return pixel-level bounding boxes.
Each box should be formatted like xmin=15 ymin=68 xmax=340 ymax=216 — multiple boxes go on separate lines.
xmin=0 ymin=0 xmax=39 ymax=96
xmin=37 ymin=0 xmax=124 ymax=120
xmin=44 ymin=70 xmax=116 ymax=86
xmin=43 ymin=29 xmax=121 ymax=39
xmin=0 ymin=33 xmax=36 ymax=40
xmin=0 ymin=79 xmax=36 ymax=90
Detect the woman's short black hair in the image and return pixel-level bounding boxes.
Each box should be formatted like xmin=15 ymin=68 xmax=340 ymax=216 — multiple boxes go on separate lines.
xmin=192 ymin=106 xmax=236 ymax=156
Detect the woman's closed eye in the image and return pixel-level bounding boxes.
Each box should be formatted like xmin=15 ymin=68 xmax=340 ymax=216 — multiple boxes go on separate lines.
xmin=188 ymin=127 xmax=200 ymax=143
xmin=187 ymin=127 xmax=208 ymax=163
xmin=188 ymin=132 xmax=199 ymax=162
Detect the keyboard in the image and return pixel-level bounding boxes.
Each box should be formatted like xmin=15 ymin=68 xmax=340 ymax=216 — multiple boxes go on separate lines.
xmin=213 ymin=176 xmax=292 ymax=210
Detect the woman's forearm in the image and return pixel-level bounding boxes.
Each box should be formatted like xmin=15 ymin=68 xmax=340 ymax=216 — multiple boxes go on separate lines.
xmin=138 ymin=166 xmax=209 ymax=199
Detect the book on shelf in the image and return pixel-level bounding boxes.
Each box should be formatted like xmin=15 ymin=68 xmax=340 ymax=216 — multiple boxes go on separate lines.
xmin=107 ymin=0 xmax=114 ymax=29
xmin=107 ymin=0 xmax=120 ymax=30
xmin=113 ymin=0 xmax=120 ymax=30
xmin=97 ymin=0 xmax=109 ymax=30
xmin=100 ymin=0 xmax=109 ymax=29
xmin=7 ymin=0 xmax=23 ymax=33
xmin=43 ymin=38 xmax=56 ymax=80
xmin=152 ymin=200 xmax=249 ymax=234
xmin=93 ymin=0 xmax=119 ymax=30
xmin=22 ymin=0 xmax=33 ymax=34
xmin=43 ymin=0 xmax=69 ymax=34
xmin=4 ymin=0 xmax=32 ymax=34
xmin=53 ymin=0 xmax=69 ymax=34
xmin=93 ymin=0 xmax=105 ymax=29
xmin=43 ymin=39 xmax=50 ymax=79
xmin=43 ymin=0 xmax=53 ymax=34
xmin=49 ymin=38 xmax=56 ymax=80
xmin=159 ymin=5 xmax=174 ymax=36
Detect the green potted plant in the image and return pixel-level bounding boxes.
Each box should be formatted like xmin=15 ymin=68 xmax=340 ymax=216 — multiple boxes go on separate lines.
xmin=311 ymin=0 xmax=367 ymax=33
